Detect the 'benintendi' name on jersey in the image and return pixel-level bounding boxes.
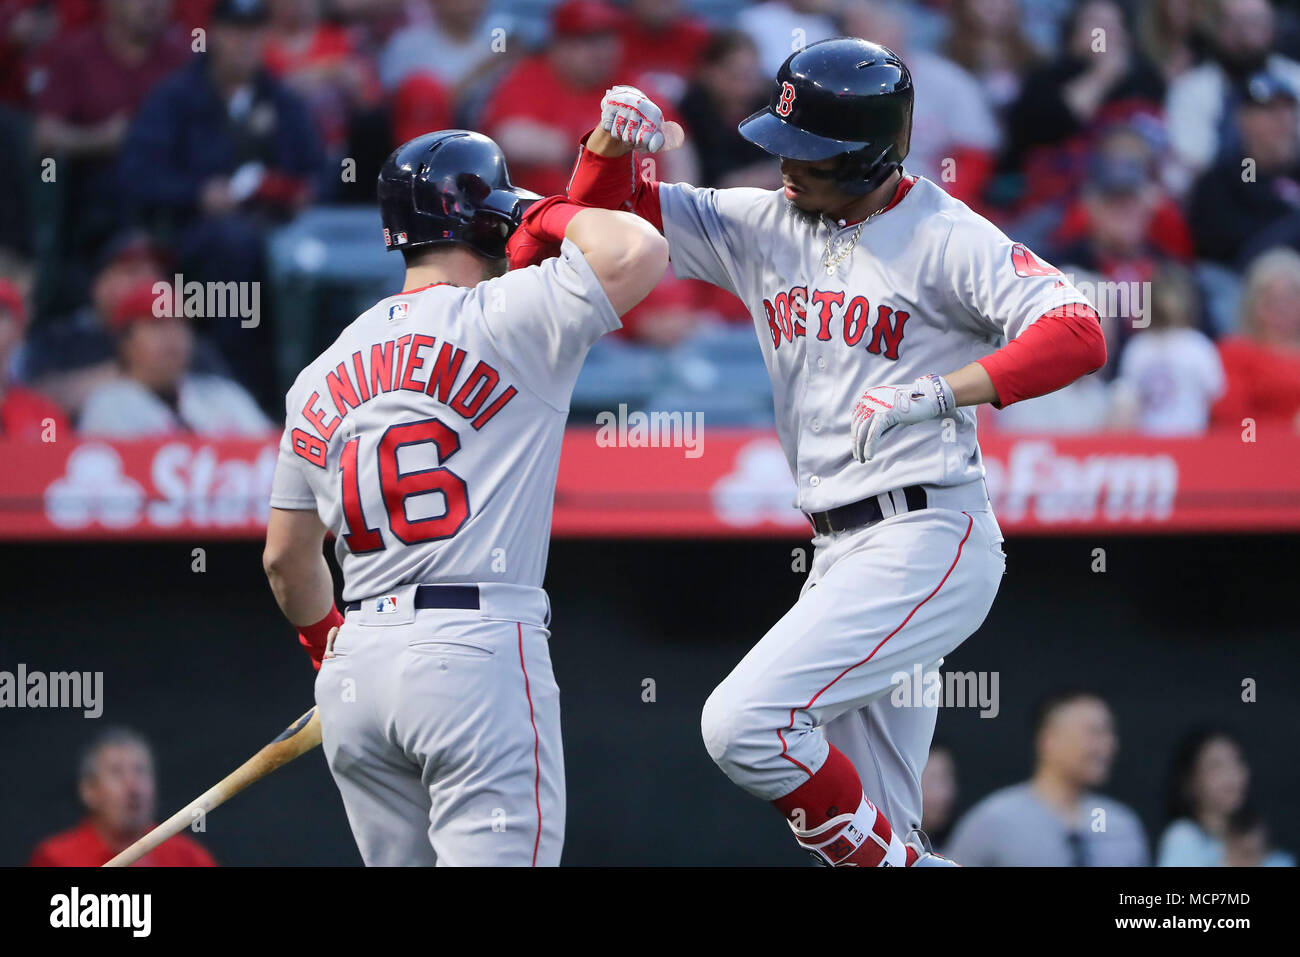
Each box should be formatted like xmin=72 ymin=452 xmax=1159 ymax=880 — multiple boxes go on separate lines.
xmin=269 ymin=239 xmax=619 ymax=602
xmin=658 ymin=175 xmax=1094 ymax=513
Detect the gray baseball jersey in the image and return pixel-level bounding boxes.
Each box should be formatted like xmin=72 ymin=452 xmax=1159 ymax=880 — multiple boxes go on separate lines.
xmin=658 ymin=175 xmax=1092 ymax=512
xmin=269 ymin=238 xmax=619 ymax=602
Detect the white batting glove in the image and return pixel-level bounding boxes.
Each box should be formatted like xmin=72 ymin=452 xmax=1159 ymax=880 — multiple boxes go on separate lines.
xmin=600 ymin=85 xmax=666 ymax=152
xmin=851 ymin=373 xmax=955 ymax=464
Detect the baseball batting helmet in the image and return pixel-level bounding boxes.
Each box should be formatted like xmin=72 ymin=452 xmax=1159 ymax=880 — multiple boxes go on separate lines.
xmin=739 ymin=38 xmax=913 ymax=197
xmin=377 ymin=130 xmax=540 ymax=260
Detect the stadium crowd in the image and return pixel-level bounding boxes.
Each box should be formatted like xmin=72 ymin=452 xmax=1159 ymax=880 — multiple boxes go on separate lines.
xmin=25 ymin=695 xmax=1294 ymax=866
xmin=1 ymin=0 xmax=1300 ymax=437
xmin=923 ymin=694 xmax=1294 ymax=867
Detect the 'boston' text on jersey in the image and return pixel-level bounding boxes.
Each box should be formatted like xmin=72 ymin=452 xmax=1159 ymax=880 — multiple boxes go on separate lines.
xmin=762 ymin=286 xmax=909 ymax=358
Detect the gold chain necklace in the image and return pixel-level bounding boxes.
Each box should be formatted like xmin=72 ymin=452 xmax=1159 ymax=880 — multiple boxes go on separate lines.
xmin=821 ymin=211 xmax=876 ymax=274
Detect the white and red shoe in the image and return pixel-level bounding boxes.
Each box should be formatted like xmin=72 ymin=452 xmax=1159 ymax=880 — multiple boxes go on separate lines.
xmin=905 ymin=829 xmax=960 ymax=867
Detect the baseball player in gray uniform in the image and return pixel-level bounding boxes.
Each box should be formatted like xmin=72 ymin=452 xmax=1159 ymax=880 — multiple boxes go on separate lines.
xmin=570 ymin=39 xmax=1107 ymax=865
xmin=262 ymin=131 xmax=667 ymax=866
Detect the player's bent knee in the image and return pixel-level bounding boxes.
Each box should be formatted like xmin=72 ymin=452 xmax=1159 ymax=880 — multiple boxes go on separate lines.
xmin=700 ymin=686 xmax=741 ymax=768
xmin=700 ymin=688 xmax=777 ymax=779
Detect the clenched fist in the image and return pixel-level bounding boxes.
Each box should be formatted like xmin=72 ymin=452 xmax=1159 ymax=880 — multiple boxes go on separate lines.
xmin=600 ymin=85 xmax=667 ymax=152
xmin=850 ymin=373 xmax=956 ymax=463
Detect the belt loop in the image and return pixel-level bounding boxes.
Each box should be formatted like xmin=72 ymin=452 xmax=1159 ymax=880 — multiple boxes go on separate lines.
xmin=876 ymin=492 xmax=896 ymax=518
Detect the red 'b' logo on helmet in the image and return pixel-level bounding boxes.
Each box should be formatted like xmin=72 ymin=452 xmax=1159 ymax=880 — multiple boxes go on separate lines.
xmin=776 ymin=81 xmax=796 ymax=117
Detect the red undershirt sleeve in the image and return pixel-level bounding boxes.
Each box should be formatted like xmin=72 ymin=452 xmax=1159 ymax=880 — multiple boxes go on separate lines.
xmin=567 ymin=130 xmax=664 ymax=232
xmin=975 ymin=304 xmax=1107 ymax=407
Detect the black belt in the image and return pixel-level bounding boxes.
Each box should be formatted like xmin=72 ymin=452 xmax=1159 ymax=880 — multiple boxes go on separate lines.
xmin=806 ymin=486 xmax=927 ymax=536
xmin=345 ymin=584 xmax=480 ymax=614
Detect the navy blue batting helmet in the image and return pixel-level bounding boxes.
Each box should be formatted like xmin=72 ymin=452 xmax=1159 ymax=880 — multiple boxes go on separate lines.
xmin=377 ymin=130 xmax=540 ymax=260
xmin=739 ymin=38 xmax=914 ymax=196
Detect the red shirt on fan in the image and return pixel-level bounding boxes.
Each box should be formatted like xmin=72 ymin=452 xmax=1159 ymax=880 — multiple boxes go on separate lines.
xmin=619 ymin=15 xmax=711 ymax=88
xmin=33 ymin=23 xmax=190 ymax=126
xmin=1 ymin=385 xmax=68 ymax=441
xmin=29 ymin=819 xmax=216 ymax=867
xmin=1212 ymin=337 xmax=1300 ymax=428
xmin=481 ymin=56 xmax=610 ymax=196
xmin=482 ymin=57 xmax=678 ymax=197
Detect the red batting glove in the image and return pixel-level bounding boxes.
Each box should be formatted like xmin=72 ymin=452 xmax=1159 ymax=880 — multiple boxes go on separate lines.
xmin=506 ymin=196 xmax=587 ymax=270
xmin=298 ymin=605 xmax=344 ymax=671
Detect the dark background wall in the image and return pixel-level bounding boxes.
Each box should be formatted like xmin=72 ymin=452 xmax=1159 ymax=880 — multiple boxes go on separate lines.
xmin=1 ymin=533 xmax=1296 ymax=866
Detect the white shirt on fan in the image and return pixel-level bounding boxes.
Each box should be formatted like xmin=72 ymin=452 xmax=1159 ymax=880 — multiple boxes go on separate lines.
xmin=79 ymin=373 xmax=271 ymax=438
xmin=1115 ymin=328 xmax=1224 ymax=436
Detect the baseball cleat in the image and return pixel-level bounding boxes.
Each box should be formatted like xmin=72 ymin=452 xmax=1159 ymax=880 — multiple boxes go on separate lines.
xmin=905 ymin=828 xmax=960 ymax=866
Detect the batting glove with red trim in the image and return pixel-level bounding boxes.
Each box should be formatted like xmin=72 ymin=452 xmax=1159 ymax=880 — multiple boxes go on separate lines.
xmin=851 ymin=373 xmax=955 ymax=464
xmin=600 ymin=85 xmax=666 ymax=153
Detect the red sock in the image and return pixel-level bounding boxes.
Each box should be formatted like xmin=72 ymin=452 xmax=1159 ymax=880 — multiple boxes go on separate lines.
xmin=772 ymin=744 xmax=863 ymax=826
xmin=772 ymin=745 xmax=907 ymax=866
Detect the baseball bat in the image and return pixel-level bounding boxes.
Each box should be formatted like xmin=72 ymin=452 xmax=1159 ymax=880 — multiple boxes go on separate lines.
xmin=103 ymin=706 xmax=322 ymax=867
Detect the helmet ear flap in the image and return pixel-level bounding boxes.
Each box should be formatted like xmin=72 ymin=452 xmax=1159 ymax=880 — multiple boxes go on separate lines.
xmin=837 ymin=146 xmax=901 ymax=197
xmin=379 ymin=130 xmax=532 ymax=259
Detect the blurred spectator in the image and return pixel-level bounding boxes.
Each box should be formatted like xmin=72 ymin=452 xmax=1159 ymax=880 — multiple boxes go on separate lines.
xmin=738 ymin=0 xmax=837 ymax=76
xmin=0 ymin=1 xmax=58 ymax=106
xmin=1003 ymin=0 xmax=1164 ymax=208
xmin=617 ymin=276 xmax=736 ymax=348
xmin=1056 ymin=153 xmax=1177 ymax=366
xmin=1165 ymin=0 xmax=1300 ymax=190
xmin=17 ymin=231 xmax=231 ymax=416
xmin=118 ymin=0 xmax=325 ymax=396
xmin=481 ymin=0 xmax=694 ymax=197
xmin=78 ymin=280 xmax=270 ymax=437
xmin=844 ymin=0 xmax=1000 ymax=208
xmin=29 ymin=0 xmax=192 ymax=309
xmin=945 ymin=690 xmax=1148 ymax=866
xmin=675 ymin=31 xmax=778 ymax=190
xmin=1137 ymin=0 xmax=1201 ymax=84
xmin=17 ymin=231 xmax=165 ymax=413
xmin=920 ymin=742 xmax=958 ymax=853
xmin=1222 ymin=807 xmax=1295 ymax=867
xmin=1188 ymin=72 xmax=1300 ymax=268
xmin=1053 ymin=122 xmax=1194 ymax=263
xmin=943 ymin=0 xmax=1042 ymax=114
xmin=0 ymin=280 xmax=69 ymax=441
xmin=1157 ymin=728 xmax=1251 ymax=866
xmin=617 ymin=0 xmax=711 ymax=103
xmin=28 ymin=727 xmax=216 ymax=867
xmin=30 ymin=1 xmax=189 ymax=163
xmin=389 ymin=72 xmax=455 ymax=147
xmin=1112 ymin=263 xmax=1224 ymax=435
xmin=378 ymin=0 xmax=514 ymax=99
xmin=263 ymin=0 xmax=381 ymax=155
xmin=1211 ymin=247 xmax=1300 ymax=431
xmin=1057 ymin=159 xmax=1158 ymax=265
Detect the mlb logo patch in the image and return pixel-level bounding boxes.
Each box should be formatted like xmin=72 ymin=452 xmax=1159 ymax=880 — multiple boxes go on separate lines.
xmin=395 ymin=231 xmax=408 ymax=245
xmin=387 ymin=301 xmax=409 ymax=322
xmin=375 ymin=596 xmax=399 ymax=614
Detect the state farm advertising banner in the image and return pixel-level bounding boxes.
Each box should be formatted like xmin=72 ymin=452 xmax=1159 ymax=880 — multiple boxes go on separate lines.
xmin=0 ymin=431 xmax=1297 ymax=541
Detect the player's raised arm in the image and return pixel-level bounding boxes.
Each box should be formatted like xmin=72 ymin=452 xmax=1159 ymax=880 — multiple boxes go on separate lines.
xmin=566 ymin=207 xmax=668 ymax=315
xmin=565 ymin=86 xmax=676 ymax=228
xmin=507 ymin=195 xmax=667 ymax=316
